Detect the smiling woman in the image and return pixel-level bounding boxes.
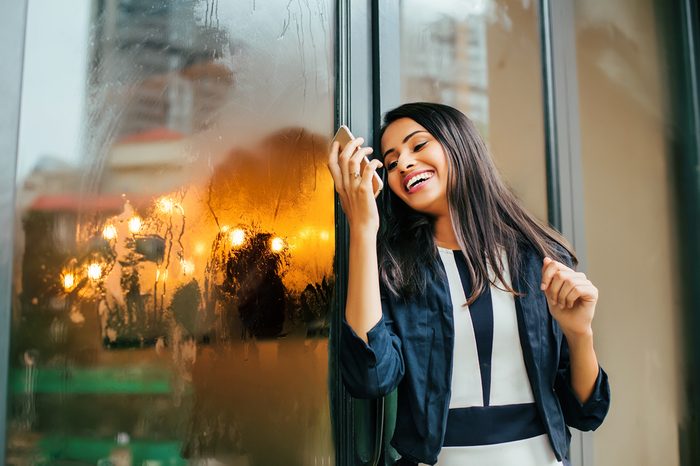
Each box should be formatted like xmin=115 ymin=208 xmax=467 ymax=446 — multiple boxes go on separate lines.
xmin=328 ymin=101 xmax=610 ymax=466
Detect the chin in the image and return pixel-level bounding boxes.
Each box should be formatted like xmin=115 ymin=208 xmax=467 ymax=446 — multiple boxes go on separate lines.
xmin=403 ymin=199 xmax=439 ymax=216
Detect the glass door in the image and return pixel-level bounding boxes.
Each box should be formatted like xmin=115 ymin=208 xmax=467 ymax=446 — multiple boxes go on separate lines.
xmin=6 ymin=1 xmax=336 ymax=465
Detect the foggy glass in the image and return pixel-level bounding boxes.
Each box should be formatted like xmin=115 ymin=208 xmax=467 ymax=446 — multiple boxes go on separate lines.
xmin=399 ymin=0 xmax=549 ymax=222
xmin=7 ymin=1 xmax=335 ymax=465
xmin=574 ymin=1 xmax=685 ymax=465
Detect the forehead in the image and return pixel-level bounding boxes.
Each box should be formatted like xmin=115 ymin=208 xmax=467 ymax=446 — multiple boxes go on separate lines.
xmin=381 ymin=118 xmax=428 ymax=152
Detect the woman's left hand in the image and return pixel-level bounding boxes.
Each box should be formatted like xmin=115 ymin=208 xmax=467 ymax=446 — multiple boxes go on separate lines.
xmin=540 ymin=257 xmax=598 ymax=338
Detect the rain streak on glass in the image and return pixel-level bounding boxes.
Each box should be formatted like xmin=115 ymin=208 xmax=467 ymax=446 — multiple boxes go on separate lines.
xmin=8 ymin=1 xmax=335 ymax=465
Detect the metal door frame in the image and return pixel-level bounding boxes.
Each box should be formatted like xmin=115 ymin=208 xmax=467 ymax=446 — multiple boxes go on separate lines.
xmin=0 ymin=0 xmax=28 ymax=464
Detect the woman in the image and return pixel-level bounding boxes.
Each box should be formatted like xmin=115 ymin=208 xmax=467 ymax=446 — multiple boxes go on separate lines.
xmin=327 ymin=102 xmax=610 ymax=466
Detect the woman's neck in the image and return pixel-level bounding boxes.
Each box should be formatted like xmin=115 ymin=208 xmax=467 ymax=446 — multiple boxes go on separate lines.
xmin=433 ymin=214 xmax=460 ymax=250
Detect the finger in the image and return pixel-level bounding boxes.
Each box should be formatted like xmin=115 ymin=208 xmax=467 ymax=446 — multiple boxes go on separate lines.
xmin=545 ymin=269 xmax=573 ymax=306
xmin=540 ymin=257 xmax=562 ymax=290
xmin=361 ymin=159 xmax=383 ymax=188
xmin=575 ymin=284 xmax=599 ymax=303
xmin=541 ymin=257 xmax=576 ymax=290
xmin=362 ymin=159 xmax=384 ymax=199
xmin=327 ymin=141 xmax=345 ymax=191
xmin=338 ymin=137 xmax=364 ymax=162
xmin=563 ymin=286 xmax=583 ymax=309
xmin=348 ymin=145 xmax=373 ymax=170
xmin=558 ymin=276 xmax=592 ymax=307
xmin=556 ymin=278 xmax=581 ymax=307
xmin=339 ymin=137 xmax=365 ymax=189
xmin=348 ymin=147 xmax=375 ymax=187
xmin=564 ymin=283 xmax=598 ymax=308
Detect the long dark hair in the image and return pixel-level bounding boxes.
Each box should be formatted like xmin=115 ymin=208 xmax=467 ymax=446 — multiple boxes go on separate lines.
xmin=376 ymin=102 xmax=577 ymax=304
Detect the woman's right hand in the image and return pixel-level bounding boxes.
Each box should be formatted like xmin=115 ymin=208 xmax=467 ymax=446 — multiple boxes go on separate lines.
xmin=327 ymin=136 xmax=384 ymax=234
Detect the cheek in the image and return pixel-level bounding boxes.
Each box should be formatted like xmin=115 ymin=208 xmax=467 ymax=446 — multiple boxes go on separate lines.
xmin=387 ymin=173 xmax=404 ymax=195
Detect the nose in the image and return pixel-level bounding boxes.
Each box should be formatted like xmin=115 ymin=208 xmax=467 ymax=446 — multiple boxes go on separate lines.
xmin=397 ymin=155 xmax=416 ymax=174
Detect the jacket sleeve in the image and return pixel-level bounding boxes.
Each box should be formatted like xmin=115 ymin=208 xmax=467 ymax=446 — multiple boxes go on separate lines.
xmin=554 ymin=335 xmax=611 ymax=431
xmin=339 ymin=294 xmax=405 ymax=399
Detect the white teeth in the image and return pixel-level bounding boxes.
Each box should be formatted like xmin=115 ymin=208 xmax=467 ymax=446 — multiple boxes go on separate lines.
xmin=406 ymin=172 xmax=434 ymax=190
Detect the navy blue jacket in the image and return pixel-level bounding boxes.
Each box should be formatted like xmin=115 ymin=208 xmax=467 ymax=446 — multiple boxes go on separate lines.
xmin=340 ymin=245 xmax=610 ymax=465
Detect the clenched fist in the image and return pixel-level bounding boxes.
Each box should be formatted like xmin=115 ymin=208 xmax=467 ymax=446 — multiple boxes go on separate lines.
xmin=540 ymin=257 xmax=598 ymax=338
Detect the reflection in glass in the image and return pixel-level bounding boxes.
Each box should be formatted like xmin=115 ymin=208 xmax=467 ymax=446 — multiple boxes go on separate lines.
xmin=8 ymin=1 xmax=335 ymax=465
xmin=400 ymin=0 xmax=548 ymax=221
xmin=575 ymin=1 xmax=684 ymax=465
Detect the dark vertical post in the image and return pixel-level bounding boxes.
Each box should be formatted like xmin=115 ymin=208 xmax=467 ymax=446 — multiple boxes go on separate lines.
xmin=331 ymin=3 xmax=353 ymax=465
xmin=679 ymin=2 xmax=700 ymax=462
xmin=539 ymin=0 xmax=591 ymax=465
xmin=332 ymin=1 xmax=377 ymax=465
xmin=666 ymin=1 xmax=700 ymax=464
xmin=0 ymin=1 xmax=28 ymax=464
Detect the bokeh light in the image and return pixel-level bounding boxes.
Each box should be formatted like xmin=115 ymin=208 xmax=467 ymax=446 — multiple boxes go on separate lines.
xmin=87 ymin=263 xmax=103 ymax=281
xmin=102 ymin=224 xmax=117 ymax=240
xmin=270 ymin=237 xmax=285 ymax=252
xmin=229 ymin=228 xmax=246 ymax=248
xmin=128 ymin=216 xmax=142 ymax=234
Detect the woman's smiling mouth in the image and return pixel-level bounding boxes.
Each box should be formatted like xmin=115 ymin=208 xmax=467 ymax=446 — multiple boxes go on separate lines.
xmin=403 ymin=170 xmax=435 ymax=193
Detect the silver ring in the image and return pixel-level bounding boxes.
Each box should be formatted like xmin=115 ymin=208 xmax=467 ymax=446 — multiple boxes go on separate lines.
xmin=352 ymin=171 xmax=361 ymax=179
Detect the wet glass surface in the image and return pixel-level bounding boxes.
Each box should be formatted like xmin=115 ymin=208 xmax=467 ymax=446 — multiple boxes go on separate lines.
xmin=399 ymin=0 xmax=549 ymax=221
xmin=8 ymin=1 xmax=335 ymax=465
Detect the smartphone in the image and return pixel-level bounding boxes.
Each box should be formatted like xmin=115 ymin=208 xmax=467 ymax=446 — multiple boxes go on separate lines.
xmin=332 ymin=125 xmax=383 ymax=197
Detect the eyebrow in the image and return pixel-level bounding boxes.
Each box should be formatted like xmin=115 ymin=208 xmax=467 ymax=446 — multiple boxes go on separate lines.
xmin=382 ymin=130 xmax=428 ymax=158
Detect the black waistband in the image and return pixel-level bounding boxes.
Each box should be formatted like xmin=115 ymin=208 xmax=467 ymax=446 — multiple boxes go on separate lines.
xmin=443 ymin=402 xmax=546 ymax=447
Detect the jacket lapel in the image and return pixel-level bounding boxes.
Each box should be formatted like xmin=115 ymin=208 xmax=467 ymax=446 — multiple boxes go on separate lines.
xmin=512 ymin=250 xmax=544 ymax=398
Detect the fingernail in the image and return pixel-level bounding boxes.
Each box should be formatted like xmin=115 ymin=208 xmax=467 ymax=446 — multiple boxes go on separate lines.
xmin=540 ymin=284 xmax=545 ymax=290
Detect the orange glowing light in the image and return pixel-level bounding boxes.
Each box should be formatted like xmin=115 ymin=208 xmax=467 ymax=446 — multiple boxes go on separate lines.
xmin=220 ymin=225 xmax=231 ymax=233
xmin=102 ymin=224 xmax=117 ymax=240
xmin=62 ymin=273 xmax=75 ymax=291
xmin=270 ymin=237 xmax=285 ymax=252
xmin=157 ymin=196 xmax=176 ymax=214
xmin=229 ymin=228 xmax=246 ymax=247
xmin=87 ymin=263 xmax=103 ymax=281
xmin=194 ymin=242 xmax=206 ymax=255
xmin=128 ymin=216 xmax=142 ymax=233
xmin=319 ymin=230 xmax=330 ymax=241
xmin=180 ymin=259 xmax=195 ymax=275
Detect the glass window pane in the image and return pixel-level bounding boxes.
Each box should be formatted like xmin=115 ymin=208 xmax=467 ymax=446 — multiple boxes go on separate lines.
xmin=399 ymin=0 xmax=548 ymax=221
xmin=8 ymin=1 xmax=335 ymax=465
xmin=575 ymin=1 xmax=683 ymax=465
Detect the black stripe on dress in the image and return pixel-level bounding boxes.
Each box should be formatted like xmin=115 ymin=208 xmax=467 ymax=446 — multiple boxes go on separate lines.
xmin=443 ymin=403 xmax=546 ymax=446
xmin=453 ymin=251 xmax=494 ymax=406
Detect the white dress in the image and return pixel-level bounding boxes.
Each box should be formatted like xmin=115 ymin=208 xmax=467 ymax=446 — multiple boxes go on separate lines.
xmin=417 ymin=247 xmax=563 ymax=466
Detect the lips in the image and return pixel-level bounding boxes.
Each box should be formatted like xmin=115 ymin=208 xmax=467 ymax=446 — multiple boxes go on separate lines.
xmin=403 ymin=170 xmax=435 ymax=193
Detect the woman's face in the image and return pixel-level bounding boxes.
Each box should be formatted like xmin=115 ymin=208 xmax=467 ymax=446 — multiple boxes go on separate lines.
xmin=380 ymin=118 xmax=450 ymax=217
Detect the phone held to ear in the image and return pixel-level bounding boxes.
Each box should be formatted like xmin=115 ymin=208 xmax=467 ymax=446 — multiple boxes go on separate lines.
xmin=332 ymin=125 xmax=384 ymax=197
